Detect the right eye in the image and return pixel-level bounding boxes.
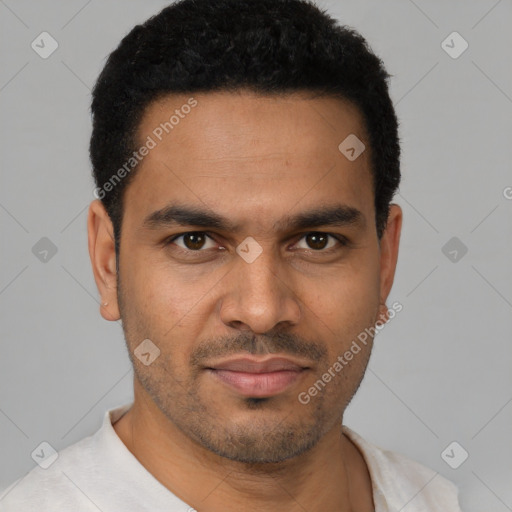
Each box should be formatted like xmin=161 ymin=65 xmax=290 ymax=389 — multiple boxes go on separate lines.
xmin=166 ymin=232 xmax=219 ymax=252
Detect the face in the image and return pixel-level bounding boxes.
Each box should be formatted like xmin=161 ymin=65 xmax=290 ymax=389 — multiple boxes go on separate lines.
xmin=89 ymin=90 xmax=401 ymax=464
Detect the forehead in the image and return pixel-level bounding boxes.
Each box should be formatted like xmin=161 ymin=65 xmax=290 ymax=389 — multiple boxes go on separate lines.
xmin=123 ymin=90 xmax=373 ymax=230
xmin=137 ymin=90 xmax=368 ymax=160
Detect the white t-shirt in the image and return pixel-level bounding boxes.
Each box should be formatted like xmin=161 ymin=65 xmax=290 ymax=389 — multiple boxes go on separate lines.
xmin=0 ymin=403 xmax=463 ymax=511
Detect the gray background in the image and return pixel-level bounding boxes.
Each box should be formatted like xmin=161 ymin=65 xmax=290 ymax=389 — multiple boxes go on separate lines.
xmin=1 ymin=0 xmax=511 ymax=510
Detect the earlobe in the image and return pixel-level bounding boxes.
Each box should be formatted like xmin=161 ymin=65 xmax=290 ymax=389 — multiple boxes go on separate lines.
xmin=87 ymin=199 xmax=121 ymax=321
xmin=378 ymin=204 xmax=403 ymax=306
xmin=377 ymin=303 xmax=389 ymax=324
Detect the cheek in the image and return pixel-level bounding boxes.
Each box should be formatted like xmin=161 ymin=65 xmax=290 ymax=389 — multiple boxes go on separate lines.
xmin=309 ymin=256 xmax=380 ymax=324
xmin=121 ymin=253 xmax=218 ymax=346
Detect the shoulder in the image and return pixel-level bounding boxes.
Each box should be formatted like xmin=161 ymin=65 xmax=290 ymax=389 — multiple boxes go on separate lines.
xmin=0 ymin=404 xmax=134 ymax=511
xmin=342 ymin=425 xmax=464 ymax=512
xmin=0 ymin=433 xmax=101 ymax=511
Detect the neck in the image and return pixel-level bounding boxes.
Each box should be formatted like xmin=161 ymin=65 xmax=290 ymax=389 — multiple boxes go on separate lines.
xmin=113 ymin=384 xmax=374 ymax=512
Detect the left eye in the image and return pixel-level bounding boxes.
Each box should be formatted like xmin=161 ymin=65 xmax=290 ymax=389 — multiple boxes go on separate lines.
xmin=294 ymin=232 xmax=341 ymax=251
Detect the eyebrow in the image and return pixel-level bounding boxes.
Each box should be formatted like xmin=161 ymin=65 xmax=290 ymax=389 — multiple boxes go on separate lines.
xmin=143 ymin=203 xmax=365 ymax=233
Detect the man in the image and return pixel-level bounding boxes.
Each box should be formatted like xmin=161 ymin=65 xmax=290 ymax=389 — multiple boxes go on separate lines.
xmin=1 ymin=0 xmax=463 ymax=510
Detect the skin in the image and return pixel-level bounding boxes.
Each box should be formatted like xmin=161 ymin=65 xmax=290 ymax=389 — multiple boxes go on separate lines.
xmin=88 ymin=90 xmax=402 ymax=512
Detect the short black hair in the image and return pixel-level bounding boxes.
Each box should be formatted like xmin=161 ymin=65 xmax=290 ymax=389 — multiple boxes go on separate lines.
xmin=90 ymin=0 xmax=401 ymax=252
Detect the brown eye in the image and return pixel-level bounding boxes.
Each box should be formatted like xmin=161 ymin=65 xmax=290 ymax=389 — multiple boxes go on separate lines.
xmin=183 ymin=233 xmax=206 ymax=250
xmin=170 ymin=232 xmax=216 ymax=251
xmin=305 ymin=233 xmax=329 ymax=250
xmin=296 ymin=232 xmax=342 ymax=251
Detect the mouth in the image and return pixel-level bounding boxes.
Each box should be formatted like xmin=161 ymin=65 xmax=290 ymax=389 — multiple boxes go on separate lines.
xmin=205 ymin=356 xmax=311 ymax=398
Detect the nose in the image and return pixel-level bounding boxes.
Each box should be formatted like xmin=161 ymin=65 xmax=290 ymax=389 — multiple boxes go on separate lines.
xmin=219 ymin=247 xmax=302 ymax=334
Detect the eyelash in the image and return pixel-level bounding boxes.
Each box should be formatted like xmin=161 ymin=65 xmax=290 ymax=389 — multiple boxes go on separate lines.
xmin=165 ymin=231 xmax=349 ymax=255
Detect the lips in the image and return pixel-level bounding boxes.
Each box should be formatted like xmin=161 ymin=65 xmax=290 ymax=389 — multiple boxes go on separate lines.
xmin=206 ymin=356 xmax=309 ymax=398
xmin=209 ymin=357 xmax=306 ymax=373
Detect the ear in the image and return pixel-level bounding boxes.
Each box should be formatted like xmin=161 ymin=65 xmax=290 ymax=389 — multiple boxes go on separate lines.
xmin=87 ymin=199 xmax=120 ymax=321
xmin=378 ymin=204 xmax=402 ymax=319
